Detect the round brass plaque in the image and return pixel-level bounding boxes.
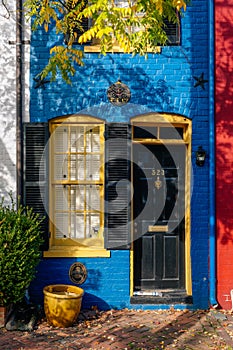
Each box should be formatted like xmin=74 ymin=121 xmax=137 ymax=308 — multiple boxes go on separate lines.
xmin=69 ymin=263 xmax=87 ymax=285
xmin=107 ymin=80 xmax=131 ymax=106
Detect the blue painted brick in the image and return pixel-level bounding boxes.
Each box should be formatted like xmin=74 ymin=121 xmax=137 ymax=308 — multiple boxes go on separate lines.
xmin=28 ymin=0 xmax=211 ymax=310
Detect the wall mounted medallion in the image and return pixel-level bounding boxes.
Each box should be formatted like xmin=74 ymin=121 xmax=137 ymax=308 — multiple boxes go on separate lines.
xmin=107 ymin=80 xmax=131 ymax=106
xmin=69 ymin=262 xmax=87 ymax=285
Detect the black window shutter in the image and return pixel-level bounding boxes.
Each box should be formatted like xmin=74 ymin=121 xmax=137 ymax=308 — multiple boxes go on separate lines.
xmin=23 ymin=123 xmax=49 ymax=251
xmin=104 ymin=123 xmax=131 ymax=250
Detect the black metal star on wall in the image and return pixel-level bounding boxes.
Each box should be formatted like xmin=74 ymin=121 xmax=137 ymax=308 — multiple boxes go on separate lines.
xmin=34 ymin=76 xmax=50 ymax=89
xmin=193 ymin=72 xmax=208 ymax=90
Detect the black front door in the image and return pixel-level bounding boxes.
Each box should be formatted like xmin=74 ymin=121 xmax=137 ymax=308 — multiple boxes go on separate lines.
xmin=133 ymin=143 xmax=186 ymax=291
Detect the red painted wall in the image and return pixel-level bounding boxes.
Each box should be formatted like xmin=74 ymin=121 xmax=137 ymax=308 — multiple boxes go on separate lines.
xmin=215 ymin=0 xmax=233 ymax=309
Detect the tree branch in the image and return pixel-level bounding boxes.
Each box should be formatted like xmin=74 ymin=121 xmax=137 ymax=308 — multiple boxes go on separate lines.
xmin=1 ymin=0 xmax=11 ymax=19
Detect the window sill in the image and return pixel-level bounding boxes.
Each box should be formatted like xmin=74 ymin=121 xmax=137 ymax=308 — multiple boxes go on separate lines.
xmin=84 ymin=45 xmax=161 ymax=54
xmin=43 ymin=246 xmax=110 ymax=258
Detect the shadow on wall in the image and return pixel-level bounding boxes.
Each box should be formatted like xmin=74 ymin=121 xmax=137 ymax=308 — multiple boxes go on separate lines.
xmin=0 ymin=137 xmax=16 ymax=202
xmin=30 ymin=26 xmax=190 ymax=120
xmin=82 ymin=293 xmax=111 ymax=311
xmin=81 ymin=292 xmax=128 ymax=310
xmin=215 ymin=8 xmax=233 ymax=246
xmin=79 ymin=78 xmax=172 ymax=122
xmin=29 ymin=262 xmax=117 ymax=310
xmin=82 ymin=269 xmax=102 ymax=291
xmin=31 ymin=62 xmax=174 ymax=120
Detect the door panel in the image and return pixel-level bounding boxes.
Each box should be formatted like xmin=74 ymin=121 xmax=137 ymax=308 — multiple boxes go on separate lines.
xmin=133 ymin=143 xmax=186 ymax=291
xmin=164 ymin=235 xmax=179 ymax=279
xmin=141 ymin=235 xmax=156 ymax=281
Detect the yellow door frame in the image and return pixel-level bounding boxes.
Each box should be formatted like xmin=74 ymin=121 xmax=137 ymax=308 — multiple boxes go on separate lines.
xmin=130 ymin=113 xmax=192 ymax=296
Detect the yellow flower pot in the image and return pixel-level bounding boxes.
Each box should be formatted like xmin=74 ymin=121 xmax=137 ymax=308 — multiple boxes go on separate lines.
xmin=43 ymin=284 xmax=84 ymax=328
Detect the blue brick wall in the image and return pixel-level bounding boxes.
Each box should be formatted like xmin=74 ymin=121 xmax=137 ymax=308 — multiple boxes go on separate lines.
xmin=29 ymin=251 xmax=130 ymax=310
xmin=29 ymin=0 xmax=210 ymax=310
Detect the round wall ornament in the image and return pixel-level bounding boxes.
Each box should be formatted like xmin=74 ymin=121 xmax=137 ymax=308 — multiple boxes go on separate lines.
xmin=107 ymin=80 xmax=131 ymax=106
xmin=69 ymin=262 xmax=87 ymax=285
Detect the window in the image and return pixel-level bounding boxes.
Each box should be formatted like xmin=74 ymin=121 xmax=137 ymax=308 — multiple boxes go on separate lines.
xmin=69 ymin=1 xmax=180 ymax=49
xmin=112 ymin=0 xmax=180 ymax=45
xmin=49 ymin=119 xmax=104 ymax=248
xmin=23 ymin=117 xmax=131 ymax=257
xmin=163 ymin=18 xmax=180 ymax=45
xmin=23 ymin=114 xmax=188 ymax=258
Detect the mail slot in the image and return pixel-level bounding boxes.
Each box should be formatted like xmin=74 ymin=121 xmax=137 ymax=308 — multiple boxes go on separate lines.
xmin=148 ymin=225 xmax=168 ymax=232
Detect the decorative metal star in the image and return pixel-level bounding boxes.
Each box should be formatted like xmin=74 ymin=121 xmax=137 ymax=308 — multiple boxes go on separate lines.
xmin=34 ymin=76 xmax=50 ymax=89
xmin=193 ymin=73 xmax=208 ymax=90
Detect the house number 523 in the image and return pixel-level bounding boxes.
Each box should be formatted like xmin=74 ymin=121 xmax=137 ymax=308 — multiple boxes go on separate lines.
xmin=151 ymin=169 xmax=165 ymax=176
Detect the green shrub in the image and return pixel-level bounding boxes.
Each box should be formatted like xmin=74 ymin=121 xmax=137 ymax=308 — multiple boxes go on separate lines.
xmin=0 ymin=197 xmax=44 ymax=306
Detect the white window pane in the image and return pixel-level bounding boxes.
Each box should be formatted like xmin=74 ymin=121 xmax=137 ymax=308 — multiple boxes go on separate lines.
xmin=86 ymin=214 xmax=100 ymax=238
xmin=70 ymin=155 xmax=85 ymax=180
xmin=70 ymin=185 xmax=85 ymax=210
xmin=86 ymin=127 xmax=100 ymax=152
xmin=114 ymin=0 xmax=128 ymax=8
xmin=55 ymin=185 xmax=68 ymax=211
xmin=86 ymin=185 xmax=100 ymax=211
xmin=70 ymin=126 xmax=84 ymax=153
xmin=54 ymin=154 xmax=68 ymax=180
xmin=71 ymin=214 xmax=85 ymax=239
xmin=92 ymin=128 xmax=100 ymax=152
xmin=86 ymin=155 xmax=100 ymax=180
xmin=54 ymin=127 xmax=68 ymax=152
xmin=55 ymin=213 xmax=68 ymax=238
xmin=70 ymin=154 xmax=85 ymax=180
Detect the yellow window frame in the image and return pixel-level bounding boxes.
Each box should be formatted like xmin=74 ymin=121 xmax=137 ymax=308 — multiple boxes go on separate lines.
xmin=44 ymin=115 xmax=110 ymax=258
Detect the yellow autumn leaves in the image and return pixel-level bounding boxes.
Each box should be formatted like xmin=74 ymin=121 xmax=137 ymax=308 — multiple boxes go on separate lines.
xmin=24 ymin=0 xmax=189 ymax=83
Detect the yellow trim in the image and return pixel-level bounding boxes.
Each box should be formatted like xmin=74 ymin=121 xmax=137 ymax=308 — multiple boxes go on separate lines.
xmin=130 ymin=139 xmax=134 ymax=297
xmin=49 ymin=115 xmax=104 ymax=125
xmin=47 ymin=116 xmax=107 ymax=257
xmin=133 ymin=140 xmax=188 ymax=145
xmin=130 ymin=113 xmax=192 ymax=297
xmin=84 ymin=44 xmax=161 ymax=54
xmin=44 ymin=247 xmax=110 ymax=258
xmin=185 ymin=141 xmax=192 ymax=295
xmin=130 ymin=249 xmax=134 ymax=296
xmin=131 ymin=113 xmax=191 ymax=125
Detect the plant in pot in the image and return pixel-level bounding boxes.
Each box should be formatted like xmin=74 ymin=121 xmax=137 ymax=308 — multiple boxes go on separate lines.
xmin=0 ymin=196 xmax=44 ymax=328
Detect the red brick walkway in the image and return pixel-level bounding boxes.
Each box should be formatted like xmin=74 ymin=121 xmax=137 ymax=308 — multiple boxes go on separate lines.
xmin=1 ymin=309 xmax=233 ymax=349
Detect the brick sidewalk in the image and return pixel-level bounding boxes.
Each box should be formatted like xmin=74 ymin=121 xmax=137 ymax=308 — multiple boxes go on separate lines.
xmin=0 ymin=309 xmax=233 ymax=349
